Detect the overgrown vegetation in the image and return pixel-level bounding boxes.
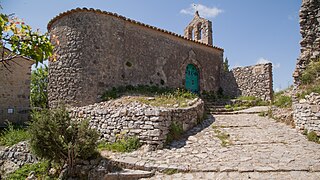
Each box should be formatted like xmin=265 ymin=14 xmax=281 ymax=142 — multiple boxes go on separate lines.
xmin=101 ymin=85 xmax=174 ymax=101
xmin=30 ymin=65 xmax=48 ymax=108
xmin=273 ymin=94 xmax=292 ymax=108
xmin=28 ymin=106 xmax=99 ymax=176
xmin=97 ymin=136 xmax=141 ymax=153
xmin=102 ymin=85 xmax=198 ymax=108
xmin=0 ymin=122 xmax=30 ymax=146
xmin=166 ymin=122 xmax=183 ymax=144
xmin=135 ymin=88 xmax=197 ymax=108
xmin=297 ymin=59 xmax=320 ymax=98
xmin=6 ymin=160 xmax=55 ymax=180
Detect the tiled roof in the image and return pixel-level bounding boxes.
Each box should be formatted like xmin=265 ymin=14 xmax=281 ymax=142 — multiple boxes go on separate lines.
xmin=47 ymin=8 xmax=224 ymax=51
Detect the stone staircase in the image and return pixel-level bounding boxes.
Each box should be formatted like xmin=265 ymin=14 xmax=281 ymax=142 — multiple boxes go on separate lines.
xmin=203 ymin=98 xmax=232 ymax=115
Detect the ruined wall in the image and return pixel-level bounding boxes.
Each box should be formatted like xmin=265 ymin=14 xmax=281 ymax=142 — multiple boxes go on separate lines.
xmin=293 ymin=0 xmax=320 ymax=84
xmin=0 ymin=49 xmax=33 ymax=126
xmin=70 ymin=97 xmax=204 ymax=148
xmin=292 ymin=0 xmax=320 ymax=135
xmin=221 ymin=63 xmax=273 ymax=101
xmin=293 ymin=93 xmax=320 ymax=135
xmin=48 ymin=9 xmax=223 ymax=107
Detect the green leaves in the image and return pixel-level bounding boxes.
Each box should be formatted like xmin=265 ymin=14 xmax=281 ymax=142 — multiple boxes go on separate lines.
xmin=1 ymin=13 xmax=54 ymax=65
xmin=30 ymin=65 xmax=48 ymax=108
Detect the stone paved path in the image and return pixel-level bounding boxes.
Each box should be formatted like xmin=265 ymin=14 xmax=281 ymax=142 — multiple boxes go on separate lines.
xmin=102 ymin=113 xmax=320 ymax=179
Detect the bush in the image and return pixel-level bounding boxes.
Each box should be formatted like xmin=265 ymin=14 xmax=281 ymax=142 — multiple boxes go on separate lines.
xmin=30 ymin=65 xmax=48 ymax=108
xmin=273 ymin=95 xmax=292 ymax=108
xmin=28 ymin=106 xmax=99 ymax=175
xmin=0 ymin=122 xmax=30 ymax=146
xmin=97 ymin=136 xmax=141 ymax=153
xmin=6 ymin=160 xmax=51 ymax=180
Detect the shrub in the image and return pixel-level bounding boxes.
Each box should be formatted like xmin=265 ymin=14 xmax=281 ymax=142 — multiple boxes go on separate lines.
xmin=0 ymin=122 xmax=30 ymax=146
xmin=6 ymin=160 xmax=52 ymax=180
xmin=166 ymin=122 xmax=183 ymax=144
xmin=97 ymin=136 xmax=141 ymax=153
xmin=28 ymin=106 xmax=99 ymax=176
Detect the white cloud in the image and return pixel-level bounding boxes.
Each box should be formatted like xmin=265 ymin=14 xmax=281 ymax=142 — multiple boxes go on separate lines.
xmin=180 ymin=3 xmax=223 ymax=18
xmin=256 ymin=57 xmax=280 ymax=69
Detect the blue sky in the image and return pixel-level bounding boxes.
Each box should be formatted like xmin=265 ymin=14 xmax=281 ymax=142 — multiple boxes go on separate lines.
xmin=2 ymin=0 xmax=301 ymax=91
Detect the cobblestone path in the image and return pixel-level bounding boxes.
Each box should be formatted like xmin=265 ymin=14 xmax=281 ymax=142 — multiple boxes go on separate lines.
xmin=102 ymin=114 xmax=320 ymax=179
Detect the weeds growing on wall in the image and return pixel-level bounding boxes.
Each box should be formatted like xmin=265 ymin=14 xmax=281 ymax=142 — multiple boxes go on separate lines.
xmin=0 ymin=122 xmax=30 ymax=146
xmin=224 ymin=96 xmax=269 ymax=111
xmin=166 ymin=122 xmax=183 ymax=144
xmin=297 ymin=59 xmax=320 ymax=98
xmin=97 ymin=136 xmax=141 ymax=153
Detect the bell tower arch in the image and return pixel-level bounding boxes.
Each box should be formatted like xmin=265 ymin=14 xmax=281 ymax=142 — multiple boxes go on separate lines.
xmin=184 ymin=11 xmax=213 ymax=46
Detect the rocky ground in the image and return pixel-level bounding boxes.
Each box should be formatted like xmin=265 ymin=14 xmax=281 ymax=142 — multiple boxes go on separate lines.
xmin=103 ymin=110 xmax=320 ymax=179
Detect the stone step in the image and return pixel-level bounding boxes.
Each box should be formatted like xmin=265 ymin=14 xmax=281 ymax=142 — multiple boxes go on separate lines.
xmin=104 ymin=169 xmax=155 ymax=180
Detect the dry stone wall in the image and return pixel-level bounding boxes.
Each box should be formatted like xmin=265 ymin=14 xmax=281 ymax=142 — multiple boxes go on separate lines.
xmin=293 ymin=93 xmax=320 ymax=135
xmin=70 ymin=97 xmax=204 ymax=148
xmin=293 ymin=0 xmax=320 ymax=84
xmin=0 ymin=141 xmax=38 ymax=177
xmin=221 ymin=63 xmax=273 ymax=101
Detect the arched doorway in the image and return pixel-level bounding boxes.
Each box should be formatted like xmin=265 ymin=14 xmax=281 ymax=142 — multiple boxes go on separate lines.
xmin=185 ymin=64 xmax=199 ymax=93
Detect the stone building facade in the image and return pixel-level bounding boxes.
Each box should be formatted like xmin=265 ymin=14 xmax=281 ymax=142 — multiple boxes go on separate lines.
xmin=0 ymin=48 xmax=33 ymax=126
xmin=47 ymin=8 xmax=224 ymax=107
xmin=47 ymin=8 xmax=273 ymax=107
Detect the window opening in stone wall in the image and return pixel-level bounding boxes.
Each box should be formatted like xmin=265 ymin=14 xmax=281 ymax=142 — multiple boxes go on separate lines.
xmin=197 ymin=23 xmax=202 ymax=40
xmin=7 ymin=108 xmax=14 ymax=114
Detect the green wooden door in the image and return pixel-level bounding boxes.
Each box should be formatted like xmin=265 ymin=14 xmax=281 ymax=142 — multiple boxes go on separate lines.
xmin=185 ymin=64 xmax=199 ymax=93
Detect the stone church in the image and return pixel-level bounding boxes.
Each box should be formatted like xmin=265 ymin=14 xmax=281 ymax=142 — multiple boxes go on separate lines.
xmin=47 ymin=8 xmax=272 ymax=107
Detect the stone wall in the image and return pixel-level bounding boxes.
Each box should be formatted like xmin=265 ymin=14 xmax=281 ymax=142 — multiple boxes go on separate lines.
xmin=293 ymin=93 xmax=320 ymax=135
xmin=293 ymin=0 xmax=320 ymax=84
xmin=221 ymin=63 xmax=273 ymax=101
xmin=0 ymin=141 xmax=38 ymax=177
xmin=48 ymin=8 xmax=223 ymax=107
xmin=70 ymin=97 xmax=204 ymax=148
xmin=0 ymin=48 xmax=33 ymax=126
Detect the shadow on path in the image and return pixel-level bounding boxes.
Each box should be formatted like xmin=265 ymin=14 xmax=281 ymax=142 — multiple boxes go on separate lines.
xmin=166 ymin=114 xmax=215 ymax=149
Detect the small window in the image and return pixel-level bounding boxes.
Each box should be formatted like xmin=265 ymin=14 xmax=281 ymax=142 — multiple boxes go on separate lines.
xmin=7 ymin=108 xmax=14 ymax=114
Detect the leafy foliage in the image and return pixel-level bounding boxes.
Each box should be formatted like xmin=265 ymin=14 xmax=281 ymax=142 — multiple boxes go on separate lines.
xmin=28 ymin=106 xmax=99 ymax=170
xmin=6 ymin=160 xmax=53 ymax=180
xmin=30 ymin=65 xmax=48 ymax=108
xmin=97 ymin=136 xmax=141 ymax=153
xmin=0 ymin=122 xmax=30 ymax=146
xmin=0 ymin=13 xmax=54 ymax=65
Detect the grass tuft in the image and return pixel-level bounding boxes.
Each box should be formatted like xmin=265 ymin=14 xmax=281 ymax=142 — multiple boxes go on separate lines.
xmin=0 ymin=122 xmax=30 ymax=146
xmin=97 ymin=136 xmax=141 ymax=153
xmin=6 ymin=160 xmax=53 ymax=180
